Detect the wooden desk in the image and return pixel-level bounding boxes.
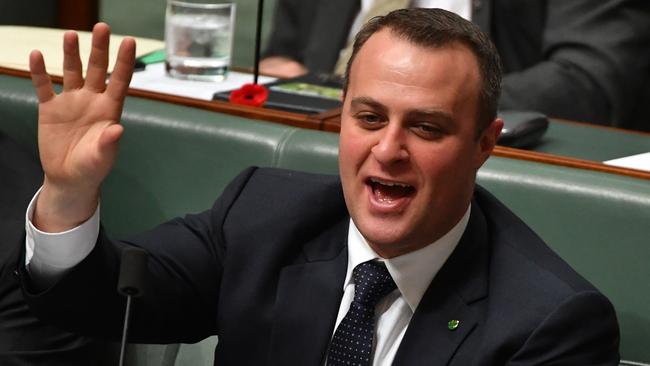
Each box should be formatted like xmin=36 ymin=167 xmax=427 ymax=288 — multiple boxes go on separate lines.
xmin=2 ymin=66 xmax=649 ymax=180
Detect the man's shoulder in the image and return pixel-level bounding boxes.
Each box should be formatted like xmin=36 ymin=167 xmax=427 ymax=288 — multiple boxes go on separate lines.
xmin=250 ymin=167 xmax=341 ymax=184
xmin=213 ymin=167 xmax=349 ymax=266
xmin=474 ymin=185 xmax=601 ymax=297
xmin=234 ymin=167 xmax=343 ymax=200
xmin=217 ymin=166 xmax=347 ymax=225
xmin=473 ymin=186 xmax=618 ymax=359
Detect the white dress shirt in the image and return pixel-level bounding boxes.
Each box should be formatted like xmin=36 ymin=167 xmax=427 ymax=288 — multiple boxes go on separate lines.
xmin=25 ymin=188 xmax=100 ymax=280
xmin=333 ymin=208 xmax=470 ymax=365
xmin=25 ymin=190 xmax=470 ymax=365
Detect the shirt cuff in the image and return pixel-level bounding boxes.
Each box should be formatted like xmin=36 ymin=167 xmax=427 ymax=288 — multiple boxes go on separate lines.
xmin=25 ymin=187 xmax=100 ymax=278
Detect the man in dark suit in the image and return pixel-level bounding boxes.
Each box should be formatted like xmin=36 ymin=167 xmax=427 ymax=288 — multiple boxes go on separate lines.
xmin=0 ymin=133 xmax=118 ymax=365
xmin=262 ymin=0 xmax=650 ymax=129
xmin=18 ymin=9 xmax=618 ymax=365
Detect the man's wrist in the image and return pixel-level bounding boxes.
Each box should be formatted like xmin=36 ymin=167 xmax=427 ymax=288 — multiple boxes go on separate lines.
xmin=25 ymin=187 xmax=100 ymax=272
xmin=32 ymin=179 xmax=100 ymax=232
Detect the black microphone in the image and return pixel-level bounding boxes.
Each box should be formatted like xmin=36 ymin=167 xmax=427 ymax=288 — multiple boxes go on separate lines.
xmin=117 ymin=247 xmax=149 ymax=366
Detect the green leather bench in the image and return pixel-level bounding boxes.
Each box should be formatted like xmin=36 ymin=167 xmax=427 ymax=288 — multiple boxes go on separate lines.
xmin=1 ymin=73 xmax=649 ymax=364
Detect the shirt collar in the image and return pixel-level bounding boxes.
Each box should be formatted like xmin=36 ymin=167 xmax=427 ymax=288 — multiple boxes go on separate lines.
xmin=345 ymin=205 xmax=471 ymax=312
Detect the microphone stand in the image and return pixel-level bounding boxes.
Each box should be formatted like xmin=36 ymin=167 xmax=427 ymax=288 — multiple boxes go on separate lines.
xmin=119 ymin=294 xmax=134 ymax=366
xmin=117 ymin=247 xmax=149 ymax=366
xmin=253 ymin=0 xmax=264 ymax=85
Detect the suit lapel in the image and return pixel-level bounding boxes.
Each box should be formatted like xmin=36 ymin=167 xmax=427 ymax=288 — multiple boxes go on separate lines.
xmin=268 ymin=217 xmax=349 ymax=366
xmin=393 ymin=202 xmax=490 ymax=365
xmin=472 ymin=0 xmax=493 ymax=36
xmin=393 ymin=291 xmax=481 ymax=366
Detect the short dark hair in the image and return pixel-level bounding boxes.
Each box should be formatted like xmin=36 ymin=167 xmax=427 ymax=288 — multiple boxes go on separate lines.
xmin=343 ymin=8 xmax=502 ymax=133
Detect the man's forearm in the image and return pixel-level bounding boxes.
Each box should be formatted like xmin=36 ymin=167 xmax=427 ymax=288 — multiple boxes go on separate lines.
xmin=25 ymin=188 xmax=100 ymax=289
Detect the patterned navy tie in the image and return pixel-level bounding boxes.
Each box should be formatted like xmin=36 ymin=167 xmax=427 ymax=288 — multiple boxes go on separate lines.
xmin=326 ymin=261 xmax=397 ymax=366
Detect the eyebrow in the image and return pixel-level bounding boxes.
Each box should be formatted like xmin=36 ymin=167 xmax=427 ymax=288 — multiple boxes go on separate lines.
xmin=350 ymin=96 xmax=389 ymax=113
xmin=350 ymin=96 xmax=457 ymax=127
xmin=405 ymin=110 xmax=456 ymax=128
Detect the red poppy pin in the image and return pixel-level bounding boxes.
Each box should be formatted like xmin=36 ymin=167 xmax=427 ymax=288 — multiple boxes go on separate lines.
xmin=229 ymin=83 xmax=269 ymax=107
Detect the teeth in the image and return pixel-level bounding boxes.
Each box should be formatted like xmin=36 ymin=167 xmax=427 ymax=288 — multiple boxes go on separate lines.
xmin=370 ymin=178 xmax=411 ymax=188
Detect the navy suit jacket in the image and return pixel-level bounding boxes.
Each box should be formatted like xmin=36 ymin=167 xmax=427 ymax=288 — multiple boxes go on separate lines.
xmin=20 ymin=167 xmax=619 ymax=365
xmin=0 ymin=133 xmax=118 ymax=365
xmin=264 ymin=0 xmax=650 ymax=129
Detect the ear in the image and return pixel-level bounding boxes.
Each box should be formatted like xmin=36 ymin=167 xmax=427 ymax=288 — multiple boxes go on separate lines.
xmin=474 ymin=118 xmax=503 ymax=169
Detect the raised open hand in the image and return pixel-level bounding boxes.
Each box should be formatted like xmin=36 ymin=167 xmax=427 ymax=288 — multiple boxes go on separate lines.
xmin=30 ymin=23 xmax=135 ymax=231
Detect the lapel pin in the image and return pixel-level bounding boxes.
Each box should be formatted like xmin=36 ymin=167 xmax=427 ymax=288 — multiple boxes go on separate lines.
xmin=447 ymin=319 xmax=460 ymax=331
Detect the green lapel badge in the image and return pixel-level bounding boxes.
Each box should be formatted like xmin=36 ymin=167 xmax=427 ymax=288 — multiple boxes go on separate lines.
xmin=448 ymin=319 xmax=460 ymax=331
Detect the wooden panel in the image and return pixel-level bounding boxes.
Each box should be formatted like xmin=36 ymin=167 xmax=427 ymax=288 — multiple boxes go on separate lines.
xmin=0 ymin=65 xmax=324 ymax=131
xmin=2 ymin=65 xmax=648 ymax=181
xmin=57 ymin=0 xmax=99 ymax=30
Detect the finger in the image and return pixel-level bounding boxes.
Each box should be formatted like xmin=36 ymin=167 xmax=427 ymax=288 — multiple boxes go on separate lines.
xmin=29 ymin=50 xmax=55 ymax=103
xmin=106 ymin=37 xmax=136 ymax=102
xmin=62 ymin=31 xmax=84 ymax=91
xmin=85 ymin=23 xmax=111 ymax=92
xmin=80 ymin=124 xmax=123 ymax=185
xmin=97 ymin=124 xmax=124 ymax=166
xmin=99 ymin=124 xmax=124 ymax=148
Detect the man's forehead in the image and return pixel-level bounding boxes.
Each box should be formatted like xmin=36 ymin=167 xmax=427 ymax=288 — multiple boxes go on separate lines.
xmin=356 ymin=28 xmax=477 ymax=66
xmin=345 ymin=29 xmax=483 ymax=129
xmin=349 ymin=29 xmax=481 ymax=92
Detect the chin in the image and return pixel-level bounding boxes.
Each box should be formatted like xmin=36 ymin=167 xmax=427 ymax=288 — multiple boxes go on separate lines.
xmin=357 ymin=223 xmax=411 ymax=255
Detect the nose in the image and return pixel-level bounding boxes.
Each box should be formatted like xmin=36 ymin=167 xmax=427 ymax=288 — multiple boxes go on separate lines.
xmin=371 ymin=124 xmax=409 ymax=165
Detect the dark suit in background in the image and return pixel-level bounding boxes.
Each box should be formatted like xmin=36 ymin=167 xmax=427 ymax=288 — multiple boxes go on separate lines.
xmin=264 ymin=0 xmax=650 ymax=129
xmin=20 ymin=168 xmax=619 ymax=365
xmin=0 ymin=133 xmax=117 ymax=365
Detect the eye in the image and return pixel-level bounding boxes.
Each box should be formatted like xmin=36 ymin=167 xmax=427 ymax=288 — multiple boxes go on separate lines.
xmin=355 ymin=113 xmax=385 ymax=128
xmin=411 ymin=123 xmax=444 ymax=139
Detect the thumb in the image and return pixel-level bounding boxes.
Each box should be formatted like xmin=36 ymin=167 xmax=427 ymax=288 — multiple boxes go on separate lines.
xmin=97 ymin=123 xmax=124 ymax=162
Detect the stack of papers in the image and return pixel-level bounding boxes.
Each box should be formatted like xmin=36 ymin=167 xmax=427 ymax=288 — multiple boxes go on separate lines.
xmin=129 ymin=63 xmax=277 ymax=101
xmin=604 ymin=152 xmax=650 ymax=172
xmin=0 ymin=26 xmax=164 ymax=76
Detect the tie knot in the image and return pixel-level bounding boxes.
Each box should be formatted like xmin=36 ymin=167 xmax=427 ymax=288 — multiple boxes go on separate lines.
xmin=352 ymin=261 xmax=397 ymax=306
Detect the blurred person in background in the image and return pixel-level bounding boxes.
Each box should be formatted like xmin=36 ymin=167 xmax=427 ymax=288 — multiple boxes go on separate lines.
xmin=261 ymin=0 xmax=650 ymax=130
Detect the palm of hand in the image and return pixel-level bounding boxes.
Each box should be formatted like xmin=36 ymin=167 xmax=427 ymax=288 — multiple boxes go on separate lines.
xmin=30 ymin=23 xmax=135 ymax=189
xmin=38 ymin=89 xmax=124 ymax=186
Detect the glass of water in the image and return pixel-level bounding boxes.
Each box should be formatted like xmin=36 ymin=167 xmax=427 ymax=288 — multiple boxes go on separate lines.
xmin=165 ymin=0 xmax=236 ymax=81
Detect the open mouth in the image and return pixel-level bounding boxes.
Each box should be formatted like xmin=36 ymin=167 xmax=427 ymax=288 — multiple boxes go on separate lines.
xmin=367 ymin=177 xmax=415 ymax=203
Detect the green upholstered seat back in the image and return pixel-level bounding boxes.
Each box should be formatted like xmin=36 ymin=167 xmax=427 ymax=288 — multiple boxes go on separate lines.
xmin=0 ymin=75 xmax=338 ymax=236
xmin=101 ymin=98 xmax=336 ymax=236
xmin=1 ymin=73 xmax=648 ymax=363
xmin=478 ymin=158 xmax=650 ymax=361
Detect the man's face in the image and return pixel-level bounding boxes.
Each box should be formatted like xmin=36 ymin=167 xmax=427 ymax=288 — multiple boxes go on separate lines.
xmin=339 ymin=29 xmax=502 ymax=258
